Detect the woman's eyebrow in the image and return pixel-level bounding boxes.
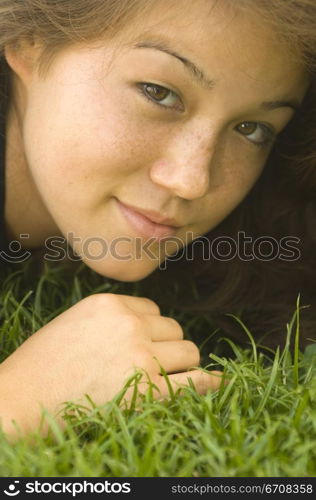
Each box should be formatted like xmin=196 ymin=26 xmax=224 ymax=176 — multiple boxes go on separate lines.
xmin=133 ymin=39 xmax=216 ymax=90
xmin=133 ymin=39 xmax=300 ymax=111
xmin=261 ymin=99 xmax=300 ymax=112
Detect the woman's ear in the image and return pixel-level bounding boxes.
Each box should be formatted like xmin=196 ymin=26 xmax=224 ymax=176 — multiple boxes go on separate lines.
xmin=4 ymin=39 xmax=42 ymax=86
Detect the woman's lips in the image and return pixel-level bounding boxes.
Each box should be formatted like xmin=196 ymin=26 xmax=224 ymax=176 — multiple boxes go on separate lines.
xmin=116 ymin=199 xmax=178 ymax=240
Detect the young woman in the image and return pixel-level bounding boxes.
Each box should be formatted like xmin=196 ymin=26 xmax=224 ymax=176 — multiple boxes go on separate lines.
xmin=0 ymin=0 xmax=315 ymax=439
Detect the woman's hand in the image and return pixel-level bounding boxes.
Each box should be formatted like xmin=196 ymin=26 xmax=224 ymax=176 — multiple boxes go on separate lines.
xmin=0 ymin=293 xmax=223 ymax=437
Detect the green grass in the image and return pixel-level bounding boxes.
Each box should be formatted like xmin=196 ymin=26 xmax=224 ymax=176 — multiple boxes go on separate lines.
xmin=0 ymin=257 xmax=315 ymax=477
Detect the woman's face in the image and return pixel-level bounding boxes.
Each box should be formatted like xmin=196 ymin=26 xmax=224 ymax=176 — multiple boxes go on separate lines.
xmin=7 ymin=0 xmax=308 ymax=280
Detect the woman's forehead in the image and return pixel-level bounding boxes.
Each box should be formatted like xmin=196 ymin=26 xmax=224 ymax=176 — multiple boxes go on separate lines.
xmin=31 ymin=0 xmax=307 ymax=104
xmin=113 ymin=1 xmax=304 ymax=75
xmin=91 ymin=5 xmax=306 ymax=104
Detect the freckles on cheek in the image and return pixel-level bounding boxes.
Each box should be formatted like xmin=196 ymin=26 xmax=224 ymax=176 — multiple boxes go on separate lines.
xmin=229 ymin=150 xmax=267 ymax=190
xmin=210 ymin=160 xmax=266 ymax=220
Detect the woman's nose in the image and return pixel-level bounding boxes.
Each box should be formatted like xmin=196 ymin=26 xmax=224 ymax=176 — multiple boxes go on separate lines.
xmin=149 ymin=129 xmax=216 ymax=200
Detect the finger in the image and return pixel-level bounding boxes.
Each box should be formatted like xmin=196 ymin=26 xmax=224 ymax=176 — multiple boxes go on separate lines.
xmin=143 ymin=315 xmax=184 ymax=342
xmin=116 ymin=295 xmax=161 ymax=315
xmin=155 ymin=369 xmax=225 ymax=396
xmin=151 ymin=340 xmax=199 ymax=372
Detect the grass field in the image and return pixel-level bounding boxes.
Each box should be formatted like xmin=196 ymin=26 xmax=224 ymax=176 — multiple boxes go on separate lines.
xmin=0 ymin=257 xmax=315 ymax=477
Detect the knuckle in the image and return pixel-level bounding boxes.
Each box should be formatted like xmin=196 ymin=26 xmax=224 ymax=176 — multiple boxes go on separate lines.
xmin=132 ymin=344 xmax=155 ymax=371
xmin=121 ymin=313 xmax=143 ymax=334
xmin=195 ymin=371 xmax=208 ymax=394
xmin=193 ymin=370 xmax=221 ymax=394
xmin=139 ymin=296 xmax=160 ymax=314
xmin=167 ymin=318 xmax=184 ymax=338
xmin=183 ymin=341 xmax=200 ymax=365
xmin=82 ymin=293 xmax=121 ymax=308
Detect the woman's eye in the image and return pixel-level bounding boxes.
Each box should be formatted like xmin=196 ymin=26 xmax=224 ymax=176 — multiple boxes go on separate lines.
xmin=138 ymin=83 xmax=184 ymax=111
xmin=236 ymin=121 xmax=276 ymax=147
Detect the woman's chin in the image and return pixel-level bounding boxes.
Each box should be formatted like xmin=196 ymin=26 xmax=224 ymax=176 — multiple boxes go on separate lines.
xmin=81 ymin=256 xmax=161 ymax=282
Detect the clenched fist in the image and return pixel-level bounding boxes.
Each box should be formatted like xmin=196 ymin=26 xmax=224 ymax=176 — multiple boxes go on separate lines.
xmin=0 ymin=293 xmax=223 ymax=438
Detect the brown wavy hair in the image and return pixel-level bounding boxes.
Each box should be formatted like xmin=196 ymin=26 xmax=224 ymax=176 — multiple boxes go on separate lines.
xmin=1 ymin=0 xmax=316 ymax=349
